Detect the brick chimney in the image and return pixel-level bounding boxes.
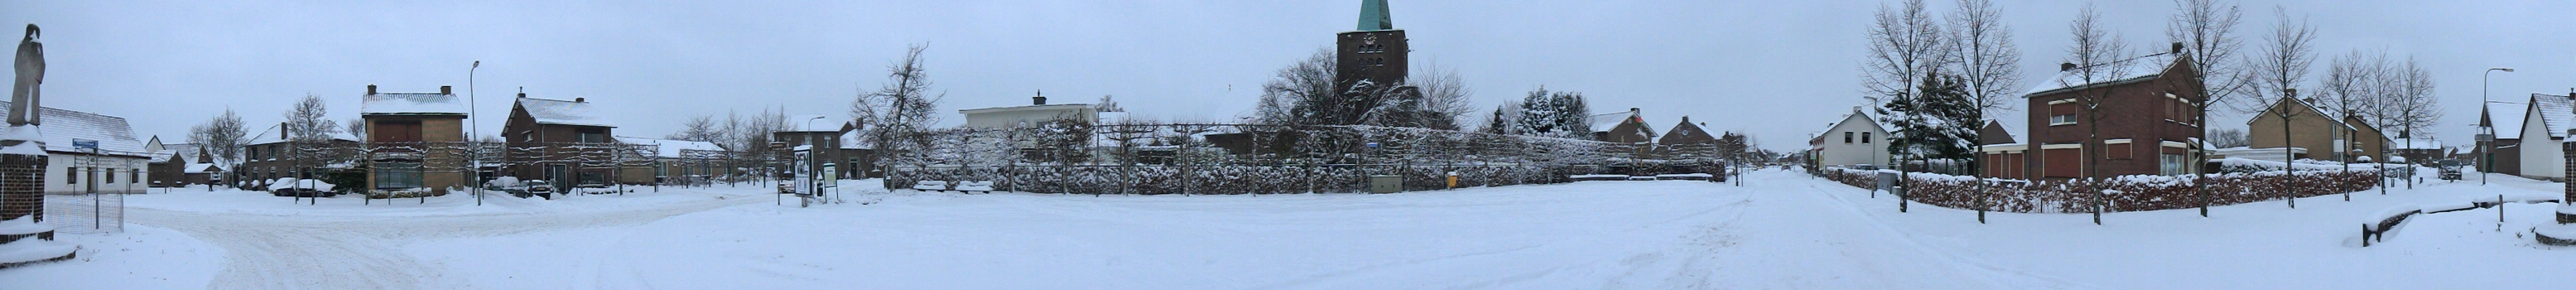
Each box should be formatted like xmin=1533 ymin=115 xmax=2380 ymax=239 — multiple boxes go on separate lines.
xmin=366 ymin=85 xmax=377 ymax=95
xmin=440 ymin=85 xmax=452 ymax=95
xmin=2060 ymin=62 xmax=2077 ymax=71
xmin=2171 ymin=42 xmax=2184 ymax=54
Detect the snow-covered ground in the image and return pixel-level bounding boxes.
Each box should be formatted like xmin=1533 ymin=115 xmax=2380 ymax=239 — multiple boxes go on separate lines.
xmin=1 ymin=171 xmax=2569 ymax=289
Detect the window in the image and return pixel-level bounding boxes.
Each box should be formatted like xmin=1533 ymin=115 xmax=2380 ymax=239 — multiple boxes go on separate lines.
xmin=372 ymin=121 xmax=422 ymax=143
xmin=576 ymin=128 xmax=609 ymax=143
xmin=1844 ymin=132 xmax=1854 ymax=143
xmin=105 ymin=168 xmax=115 ymax=183
xmin=375 ymin=162 xmax=423 ymax=189
xmin=2107 ymin=143 xmax=2132 ymax=160
xmin=132 ymin=170 xmax=140 ymax=183
xmin=65 ymin=167 xmax=75 ymax=184
xmin=1861 ymin=132 xmax=1872 ymax=143
xmin=2159 ymin=153 xmax=2187 ymax=176
xmin=2049 ymin=114 xmax=2078 ymax=126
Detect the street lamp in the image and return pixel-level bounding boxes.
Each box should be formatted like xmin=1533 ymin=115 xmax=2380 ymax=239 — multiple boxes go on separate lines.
xmin=470 ymin=60 xmax=481 ymax=205
xmin=2482 ymin=67 xmax=2512 ymax=186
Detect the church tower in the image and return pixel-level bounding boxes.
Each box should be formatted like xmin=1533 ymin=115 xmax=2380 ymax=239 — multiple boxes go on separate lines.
xmin=1335 ymin=0 xmax=1408 ymax=91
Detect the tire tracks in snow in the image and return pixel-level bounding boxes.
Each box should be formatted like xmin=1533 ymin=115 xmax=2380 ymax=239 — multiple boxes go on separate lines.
xmin=128 ymin=196 xmax=759 ymax=290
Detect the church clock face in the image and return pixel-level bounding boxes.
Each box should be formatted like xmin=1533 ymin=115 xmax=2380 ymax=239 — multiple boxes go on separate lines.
xmin=1362 ymin=35 xmax=1377 ymax=46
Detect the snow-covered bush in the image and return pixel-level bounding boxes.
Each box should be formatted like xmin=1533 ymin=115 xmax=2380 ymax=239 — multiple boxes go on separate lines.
xmin=1822 ymin=167 xmax=2379 ymax=213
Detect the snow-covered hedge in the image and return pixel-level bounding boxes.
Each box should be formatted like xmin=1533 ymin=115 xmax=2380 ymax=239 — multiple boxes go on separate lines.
xmin=1821 ymin=167 xmax=2378 ymax=213
xmin=888 ymin=164 xmax=1580 ymax=195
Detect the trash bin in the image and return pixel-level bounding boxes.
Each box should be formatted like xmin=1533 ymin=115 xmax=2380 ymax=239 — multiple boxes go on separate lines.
xmin=1369 ymin=175 xmax=1404 ymax=193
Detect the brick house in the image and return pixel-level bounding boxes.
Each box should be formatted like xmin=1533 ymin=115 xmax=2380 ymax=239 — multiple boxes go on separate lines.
xmin=2479 ymin=100 xmax=2525 ymax=176
xmin=772 ymin=114 xmax=861 ymax=180
xmin=359 ymin=85 xmax=471 ymax=193
xmin=236 ymin=124 xmax=358 ymax=187
xmin=501 ymin=94 xmax=618 ymax=187
xmin=1996 ymin=48 xmax=2204 ymax=181
xmin=1592 ymin=108 xmax=1655 ymax=143
xmin=1977 ymin=120 xmax=2027 ymax=178
xmin=2246 ymin=97 xmax=2390 ymax=162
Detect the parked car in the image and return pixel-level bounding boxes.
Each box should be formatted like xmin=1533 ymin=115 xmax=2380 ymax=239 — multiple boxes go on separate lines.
xmin=266 ymin=177 xmax=338 ymax=197
xmin=2437 ymin=160 xmax=2463 ymax=181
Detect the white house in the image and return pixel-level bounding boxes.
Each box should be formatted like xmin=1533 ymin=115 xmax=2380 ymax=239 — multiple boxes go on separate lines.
xmin=1808 ymin=106 xmax=1890 ymax=168
xmin=2515 ymin=93 xmax=2574 ymax=181
xmin=0 ymin=102 xmax=152 ymax=194
xmin=959 ymin=94 xmax=1097 ymax=128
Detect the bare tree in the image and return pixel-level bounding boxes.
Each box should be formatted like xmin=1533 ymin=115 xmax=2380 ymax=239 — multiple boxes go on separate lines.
xmin=2319 ymin=49 xmax=2386 ymax=167
xmin=2246 ymin=6 xmax=2318 ymax=208
xmin=2165 ymin=0 xmax=2246 ymax=217
xmin=864 ymin=43 xmax=945 ymax=167
xmin=1094 ymin=94 xmax=1124 ymax=113
xmin=1946 ymin=0 xmax=2019 ymax=220
xmin=282 ymin=94 xmax=340 ymax=143
xmin=187 ymin=109 xmax=248 ymax=174
xmin=345 ymin=118 xmax=367 ymax=140
xmin=2208 ymin=128 xmax=2250 ymax=147
xmin=1861 ymin=0 xmax=1948 ymax=106
xmin=1415 ymin=61 xmax=1475 ymax=130
xmin=667 ymin=114 xmax=725 ymax=143
xmin=2381 ymin=56 xmax=2438 ymax=191
xmin=1254 ymin=48 xmax=1335 ymax=126
xmin=2061 ymin=2 xmax=2133 ymax=224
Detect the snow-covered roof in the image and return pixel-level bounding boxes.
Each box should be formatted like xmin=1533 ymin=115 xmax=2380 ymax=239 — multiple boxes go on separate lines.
xmin=360 ymin=92 xmax=468 ymax=115
xmin=2487 ymin=101 xmax=2526 ymax=139
xmin=839 ymin=130 xmax=871 ymax=150
xmin=2529 ymin=94 xmax=2574 ymax=139
xmin=0 ymin=101 xmax=149 ymax=157
xmin=184 ymin=163 xmax=222 ymax=173
xmin=147 ymin=149 xmax=176 ymax=162
xmin=614 ymin=136 xmax=726 ymax=158
xmin=2023 ymin=53 xmax=2180 ymax=97
xmin=244 ymin=126 xmax=359 ymax=146
xmin=1590 ymin=111 xmax=1636 ymax=133
xmin=516 ymin=98 xmax=612 ymax=128
xmin=782 ymin=114 xmax=852 ymax=133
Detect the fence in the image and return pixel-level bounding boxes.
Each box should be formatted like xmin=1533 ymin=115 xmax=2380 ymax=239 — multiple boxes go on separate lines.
xmin=882 ymin=123 xmax=1750 ymax=194
xmin=41 ymin=192 xmax=120 ymax=234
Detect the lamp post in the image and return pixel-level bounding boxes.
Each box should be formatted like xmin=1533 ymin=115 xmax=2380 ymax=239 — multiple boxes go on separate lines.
xmin=470 ymin=60 xmax=481 ymax=205
xmin=2482 ymin=67 xmax=2512 ymax=186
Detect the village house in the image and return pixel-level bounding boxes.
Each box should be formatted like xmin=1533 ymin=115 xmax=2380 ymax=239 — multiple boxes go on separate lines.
xmin=772 ymin=114 xmax=861 ymax=180
xmin=502 ymin=94 xmax=619 ymax=188
xmin=1654 ymin=116 xmax=1717 ymax=158
xmin=1977 ymin=120 xmax=2027 ymax=178
xmin=1992 ymin=45 xmax=2204 ymax=181
xmin=2246 ymin=97 xmax=2391 ymax=163
xmin=2507 ymin=92 xmax=2576 ymax=181
xmin=235 ymin=124 xmax=359 ymax=187
xmin=2477 ymin=99 xmax=2525 ymax=176
xmin=359 ymin=85 xmax=471 ymax=194
xmin=142 ymin=137 xmax=221 ymax=186
xmin=1808 ymin=106 xmax=1890 ymax=169
xmin=0 ymin=102 xmax=152 ymax=194
xmin=1592 ymin=108 xmax=1655 ymax=143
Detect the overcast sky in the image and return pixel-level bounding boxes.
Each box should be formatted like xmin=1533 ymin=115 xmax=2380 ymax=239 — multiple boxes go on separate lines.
xmin=4 ymin=0 xmax=2569 ymax=150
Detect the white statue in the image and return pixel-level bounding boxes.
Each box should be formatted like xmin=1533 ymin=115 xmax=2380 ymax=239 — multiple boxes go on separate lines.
xmin=12 ymin=24 xmax=41 ymax=126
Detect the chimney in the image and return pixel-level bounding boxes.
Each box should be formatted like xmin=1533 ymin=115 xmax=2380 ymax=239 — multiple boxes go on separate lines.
xmin=2060 ymin=62 xmax=2077 ymax=71
xmin=2285 ymin=88 xmax=2298 ymax=99
xmin=366 ymin=85 xmax=377 ymax=95
xmin=441 ymin=85 xmax=452 ymax=95
xmin=1033 ymin=90 xmax=1047 ymax=105
xmin=574 ymin=97 xmax=585 ymax=103
xmin=2171 ymin=42 xmax=2184 ymax=54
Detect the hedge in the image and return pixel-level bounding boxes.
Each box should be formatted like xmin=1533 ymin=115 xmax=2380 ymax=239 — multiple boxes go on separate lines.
xmin=1822 ymin=168 xmax=2379 ymax=213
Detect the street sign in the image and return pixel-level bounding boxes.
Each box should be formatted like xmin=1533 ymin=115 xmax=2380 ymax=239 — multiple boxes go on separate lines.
xmin=71 ymin=138 xmax=97 ymax=150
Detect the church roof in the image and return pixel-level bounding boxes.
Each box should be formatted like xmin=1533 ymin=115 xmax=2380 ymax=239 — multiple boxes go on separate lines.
xmin=1356 ymin=0 xmax=1394 ymax=31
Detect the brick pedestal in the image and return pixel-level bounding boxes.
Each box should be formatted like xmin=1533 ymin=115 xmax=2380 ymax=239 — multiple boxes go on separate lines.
xmin=0 ymin=153 xmax=45 ymax=223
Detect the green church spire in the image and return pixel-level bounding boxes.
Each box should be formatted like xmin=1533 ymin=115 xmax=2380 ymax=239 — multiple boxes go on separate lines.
xmin=1356 ymin=0 xmax=1394 ymax=31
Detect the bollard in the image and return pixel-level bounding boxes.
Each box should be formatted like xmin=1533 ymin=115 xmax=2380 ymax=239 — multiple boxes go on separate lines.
xmin=2362 ymin=224 xmax=2371 ymax=247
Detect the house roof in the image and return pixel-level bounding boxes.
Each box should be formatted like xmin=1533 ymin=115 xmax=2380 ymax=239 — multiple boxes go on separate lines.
xmin=1657 ymin=116 xmax=1715 ymax=144
xmin=2487 ymin=101 xmax=2527 ymax=139
xmin=840 ymin=129 xmax=871 ymax=150
xmin=516 ymin=97 xmax=612 ymax=128
xmin=360 ymin=92 xmax=468 ymax=115
xmin=2530 ymin=94 xmax=2574 ymax=139
xmin=184 ymin=163 xmax=223 ymax=173
xmin=0 ymin=101 xmax=148 ymax=157
xmin=782 ymin=114 xmax=853 ymax=133
xmin=244 ymin=125 xmax=359 ymax=146
xmin=1977 ymin=120 xmax=2019 ymax=145
xmin=2022 ymin=53 xmax=2180 ymax=98
xmin=614 ymin=136 xmax=726 ymax=158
